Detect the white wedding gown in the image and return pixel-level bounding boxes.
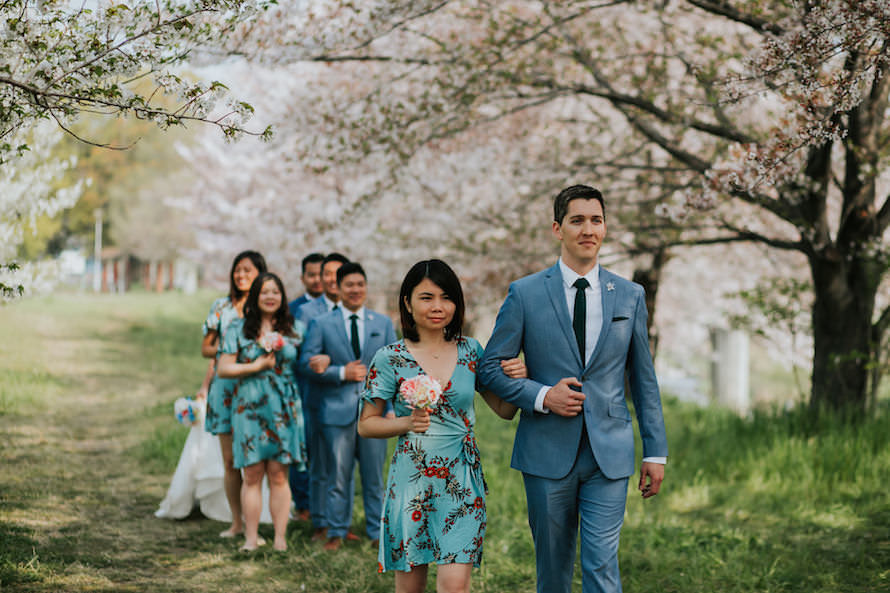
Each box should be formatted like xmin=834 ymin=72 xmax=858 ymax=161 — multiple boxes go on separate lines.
xmin=155 ymin=420 xmax=272 ymax=523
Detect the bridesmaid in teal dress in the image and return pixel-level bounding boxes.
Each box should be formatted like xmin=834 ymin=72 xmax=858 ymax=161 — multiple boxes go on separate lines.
xmin=358 ymin=260 xmax=525 ymax=593
xmin=218 ymin=272 xmax=307 ymax=552
xmin=200 ymin=250 xmax=266 ymax=539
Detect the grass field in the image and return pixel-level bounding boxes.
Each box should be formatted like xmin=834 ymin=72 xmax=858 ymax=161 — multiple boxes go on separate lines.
xmin=1 ymin=291 xmax=888 ymax=592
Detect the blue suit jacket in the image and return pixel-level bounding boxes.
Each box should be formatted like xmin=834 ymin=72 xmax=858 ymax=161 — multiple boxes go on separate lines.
xmin=298 ymin=308 xmax=397 ymax=426
xmin=289 ymin=293 xmax=313 ymax=319
xmin=478 ymin=263 xmax=668 ymax=480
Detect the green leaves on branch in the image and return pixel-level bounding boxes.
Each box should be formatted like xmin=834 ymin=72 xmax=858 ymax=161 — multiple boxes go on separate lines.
xmin=0 ymin=0 xmax=271 ymax=158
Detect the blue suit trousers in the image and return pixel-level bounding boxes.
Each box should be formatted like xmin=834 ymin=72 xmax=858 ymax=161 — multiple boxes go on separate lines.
xmin=522 ymin=430 xmax=628 ymax=593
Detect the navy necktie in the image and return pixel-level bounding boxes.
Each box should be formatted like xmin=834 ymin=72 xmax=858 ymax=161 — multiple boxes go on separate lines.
xmin=573 ymin=277 xmax=589 ymax=360
xmin=350 ymin=314 xmax=361 ymax=359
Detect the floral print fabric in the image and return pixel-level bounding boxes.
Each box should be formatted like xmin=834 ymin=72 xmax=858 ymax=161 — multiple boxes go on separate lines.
xmin=221 ymin=318 xmax=307 ymax=470
xmin=203 ymin=297 xmax=241 ymax=435
xmin=362 ymin=337 xmax=488 ymax=571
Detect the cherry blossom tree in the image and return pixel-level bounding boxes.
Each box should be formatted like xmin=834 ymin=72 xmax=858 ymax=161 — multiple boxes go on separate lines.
xmin=0 ymin=122 xmax=83 ymax=300
xmin=215 ymin=0 xmax=888 ymax=414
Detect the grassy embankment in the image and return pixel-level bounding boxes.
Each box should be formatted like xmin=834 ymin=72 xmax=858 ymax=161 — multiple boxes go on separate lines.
xmin=0 ymin=292 xmax=888 ymax=592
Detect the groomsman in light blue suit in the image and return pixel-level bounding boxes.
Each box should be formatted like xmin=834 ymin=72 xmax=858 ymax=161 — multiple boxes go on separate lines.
xmin=479 ymin=185 xmax=668 ymax=593
xmin=299 ymin=261 xmax=396 ymax=551
xmin=296 ymin=252 xmax=350 ymax=542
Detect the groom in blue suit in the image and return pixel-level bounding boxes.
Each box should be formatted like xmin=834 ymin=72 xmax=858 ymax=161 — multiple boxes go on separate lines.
xmin=299 ymin=261 xmax=397 ymax=551
xmin=479 ymin=185 xmax=668 ymax=593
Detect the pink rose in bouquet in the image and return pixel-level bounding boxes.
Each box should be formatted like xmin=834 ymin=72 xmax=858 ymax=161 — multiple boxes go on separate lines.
xmin=258 ymin=331 xmax=285 ymax=353
xmin=399 ymin=374 xmax=443 ymax=410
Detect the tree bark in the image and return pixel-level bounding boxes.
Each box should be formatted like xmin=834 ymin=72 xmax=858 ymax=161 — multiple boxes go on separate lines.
xmin=808 ymin=251 xmax=880 ymax=415
xmin=632 ymin=246 xmax=670 ymax=359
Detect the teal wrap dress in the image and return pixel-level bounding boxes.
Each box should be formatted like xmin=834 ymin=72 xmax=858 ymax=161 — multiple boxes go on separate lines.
xmin=221 ymin=318 xmax=307 ymax=470
xmin=362 ymin=337 xmax=488 ymax=572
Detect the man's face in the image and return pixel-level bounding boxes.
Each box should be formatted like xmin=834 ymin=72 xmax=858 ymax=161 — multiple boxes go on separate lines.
xmin=552 ymin=198 xmax=606 ymax=266
xmin=301 ymin=261 xmax=323 ymax=297
xmin=322 ymin=261 xmax=343 ymax=300
xmin=338 ymin=273 xmax=367 ymax=312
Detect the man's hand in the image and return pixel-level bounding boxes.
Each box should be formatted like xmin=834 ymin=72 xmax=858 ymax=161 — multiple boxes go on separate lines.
xmin=638 ymin=462 xmax=664 ymax=498
xmin=308 ymin=354 xmax=331 ymax=374
xmin=344 ymin=360 xmax=367 ymax=382
xmin=543 ymin=378 xmax=585 ymax=416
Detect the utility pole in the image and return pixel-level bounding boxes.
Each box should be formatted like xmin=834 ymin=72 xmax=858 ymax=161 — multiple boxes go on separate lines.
xmin=93 ymin=209 xmax=103 ymax=292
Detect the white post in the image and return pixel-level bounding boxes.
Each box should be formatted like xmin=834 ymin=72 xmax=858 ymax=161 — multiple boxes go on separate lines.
xmin=709 ymin=328 xmax=751 ymax=414
xmin=93 ymin=209 xmax=103 ymax=292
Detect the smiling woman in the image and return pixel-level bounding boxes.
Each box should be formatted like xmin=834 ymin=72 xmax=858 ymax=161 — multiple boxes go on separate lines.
xmin=216 ymin=272 xmax=306 ymax=552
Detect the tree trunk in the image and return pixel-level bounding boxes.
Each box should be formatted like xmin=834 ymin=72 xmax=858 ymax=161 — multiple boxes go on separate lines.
xmin=632 ymin=246 xmax=670 ymax=359
xmin=809 ymin=251 xmax=879 ymax=414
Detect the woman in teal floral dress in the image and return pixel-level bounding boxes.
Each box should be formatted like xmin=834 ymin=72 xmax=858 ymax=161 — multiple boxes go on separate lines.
xmin=200 ymin=250 xmax=266 ymax=539
xmin=218 ymin=272 xmax=306 ymax=552
xmin=358 ymin=260 xmax=524 ymax=593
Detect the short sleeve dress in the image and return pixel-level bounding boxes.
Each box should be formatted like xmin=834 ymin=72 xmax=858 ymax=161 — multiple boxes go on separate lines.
xmin=203 ymin=297 xmax=241 ymax=435
xmin=221 ymin=318 xmax=307 ymax=470
xmin=362 ymin=337 xmax=488 ymax=572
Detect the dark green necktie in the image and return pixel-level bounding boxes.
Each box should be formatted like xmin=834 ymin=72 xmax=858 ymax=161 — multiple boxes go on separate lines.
xmin=573 ymin=277 xmax=589 ymax=360
xmin=350 ymin=313 xmax=361 ymax=359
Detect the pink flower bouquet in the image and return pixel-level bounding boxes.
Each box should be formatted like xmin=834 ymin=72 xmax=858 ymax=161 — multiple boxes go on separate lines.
xmin=258 ymin=331 xmax=285 ymax=353
xmin=399 ymin=374 xmax=443 ymax=410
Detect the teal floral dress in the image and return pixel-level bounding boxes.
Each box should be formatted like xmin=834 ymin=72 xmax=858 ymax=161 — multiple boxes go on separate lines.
xmin=362 ymin=337 xmax=488 ymax=572
xmin=221 ymin=318 xmax=307 ymax=470
xmin=203 ymin=297 xmax=241 ymax=435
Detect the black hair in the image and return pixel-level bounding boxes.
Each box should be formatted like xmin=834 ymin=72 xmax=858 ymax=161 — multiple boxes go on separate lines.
xmin=336 ymin=262 xmax=366 ymax=285
xmin=553 ymin=185 xmax=606 ymax=224
xmin=398 ymin=259 xmax=465 ymax=342
xmin=242 ymin=273 xmax=296 ymax=340
xmin=301 ymin=253 xmax=325 ymax=275
xmin=229 ymin=250 xmax=267 ymax=302
xmin=321 ymin=252 xmax=350 ymax=273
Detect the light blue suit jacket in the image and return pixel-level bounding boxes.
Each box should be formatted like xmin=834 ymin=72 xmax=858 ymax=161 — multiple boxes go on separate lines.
xmin=298 ymin=308 xmax=397 ymax=426
xmin=478 ymin=263 xmax=668 ymax=480
xmin=294 ymin=296 xmax=331 ymax=413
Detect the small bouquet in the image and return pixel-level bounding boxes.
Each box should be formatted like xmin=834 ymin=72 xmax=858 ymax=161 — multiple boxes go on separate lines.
xmin=174 ymin=396 xmax=206 ymax=427
xmin=399 ymin=374 xmax=443 ymax=410
xmin=258 ymin=331 xmax=285 ymax=353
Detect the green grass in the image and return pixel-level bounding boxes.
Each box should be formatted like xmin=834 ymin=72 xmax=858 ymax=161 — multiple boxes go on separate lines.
xmin=1 ymin=291 xmax=888 ymax=592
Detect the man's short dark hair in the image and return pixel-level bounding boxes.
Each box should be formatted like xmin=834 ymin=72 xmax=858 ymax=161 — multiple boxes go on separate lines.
xmin=336 ymin=262 xmax=366 ymax=285
xmin=321 ymin=252 xmax=350 ymax=272
xmin=553 ymin=185 xmax=606 ymax=224
xmin=301 ymin=253 xmax=325 ymax=274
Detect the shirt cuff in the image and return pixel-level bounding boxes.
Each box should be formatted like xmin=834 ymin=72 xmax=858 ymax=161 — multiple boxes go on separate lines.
xmin=642 ymin=457 xmax=667 ymax=464
xmin=338 ymin=366 xmax=345 ymax=382
xmin=534 ymin=386 xmax=551 ymax=414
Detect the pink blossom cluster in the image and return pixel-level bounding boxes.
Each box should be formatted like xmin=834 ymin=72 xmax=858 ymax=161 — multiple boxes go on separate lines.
xmin=258 ymin=331 xmax=285 ymax=353
xmin=399 ymin=374 xmax=443 ymax=410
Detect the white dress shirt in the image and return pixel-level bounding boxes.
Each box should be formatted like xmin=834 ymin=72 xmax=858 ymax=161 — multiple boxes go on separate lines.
xmin=321 ymin=294 xmax=338 ymax=312
xmin=533 ymin=259 xmax=665 ymax=465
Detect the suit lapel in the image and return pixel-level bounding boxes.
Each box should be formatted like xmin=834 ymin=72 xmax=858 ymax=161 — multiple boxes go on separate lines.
xmin=331 ymin=310 xmax=353 ymax=359
xmin=362 ymin=312 xmax=377 ymax=363
xmin=585 ymin=267 xmax=616 ymax=372
xmin=545 ymin=265 xmax=584 ymax=368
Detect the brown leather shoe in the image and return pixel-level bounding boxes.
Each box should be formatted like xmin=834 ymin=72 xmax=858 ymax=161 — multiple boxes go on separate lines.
xmin=345 ymin=531 xmax=361 ymax=542
xmin=311 ymin=527 xmax=327 ymax=542
xmin=323 ymin=536 xmax=343 ymax=551
xmin=296 ymin=509 xmax=311 ymax=522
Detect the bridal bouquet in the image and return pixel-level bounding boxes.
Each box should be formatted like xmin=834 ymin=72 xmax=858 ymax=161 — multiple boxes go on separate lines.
xmin=174 ymin=396 xmax=205 ymax=427
xmin=399 ymin=374 xmax=443 ymax=410
xmin=258 ymin=331 xmax=285 ymax=353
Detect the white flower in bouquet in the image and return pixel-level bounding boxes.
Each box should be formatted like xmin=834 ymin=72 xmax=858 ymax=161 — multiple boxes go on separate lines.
xmin=258 ymin=331 xmax=285 ymax=353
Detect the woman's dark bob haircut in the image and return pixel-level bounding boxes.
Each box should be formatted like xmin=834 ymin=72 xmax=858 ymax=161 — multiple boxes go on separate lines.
xmin=229 ymin=250 xmax=268 ymax=302
xmin=399 ymin=259 xmax=465 ymax=342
